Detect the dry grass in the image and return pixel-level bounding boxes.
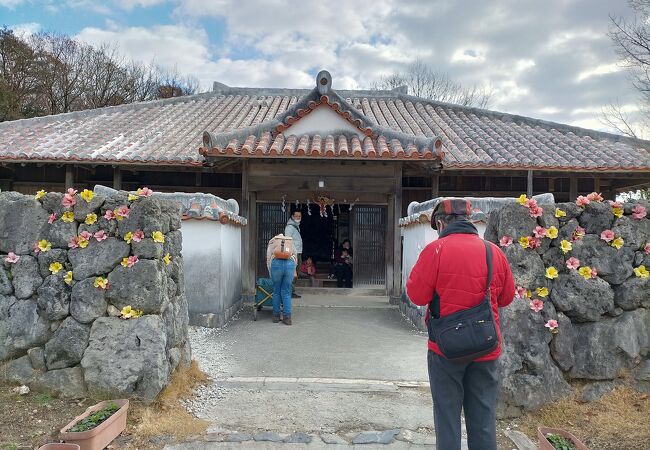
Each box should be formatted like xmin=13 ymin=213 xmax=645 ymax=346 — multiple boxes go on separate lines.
xmin=126 ymin=361 xmax=210 ymax=448
xmin=520 ymin=386 xmax=650 ymax=450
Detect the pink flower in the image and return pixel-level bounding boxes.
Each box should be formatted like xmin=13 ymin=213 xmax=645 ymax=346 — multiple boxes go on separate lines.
xmin=115 ymin=206 xmax=130 ymax=219
xmin=515 ymin=286 xmax=529 ymax=299
xmin=68 ymin=236 xmax=80 ymax=249
xmin=524 ymin=199 xmax=538 ymax=209
xmin=600 ymin=230 xmax=615 ymax=242
xmin=4 ymin=252 xmax=20 ymax=264
xmin=62 ymin=194 xmax=76 ymax=208
xmin=33 ymin=242 xmax=41 ymax=254
xmin=632 ymin=205 xmax=647 ymax=220
xmin=138 ymin=187 xmax=153 ymax=197
xmin=127 ymin=255 xmax=139 ymax=267
xmin=576 ymin=196 xmax=590 ymax=207
xmin=545 ymin=319 xmax=559 ymax=331
xmin=533 ymin=226 xmax=547 ymax=238
xmin=566 ymin=257 xmax=580 ymax=270
xmin=587 ymin=192 xmax=603 ymax=202
xmin=499 ymin=236 xmax=513 ymax=247
xmin=529 ymin=206 xmax=544 ymax=218
xmin=590 ymin=268 xmax=598 ymax=279
xmin=530 ymin=299 xmax=544 ymax=312
xmin=572 ymin=226 xmax=586 ymax=241
xmin=608 ymin=200 xmax=623 ymax=208
xmin=48 ymin=213 xmax=57 ymax=224
xmin=528 ymin=236 xmax=541 ymax=249
xmin=645 ymin=243 xmax=650 ymax=255
xmin=132 ymin=230 xmax=145 ymax=243
xmin=103 ymin=210 xmax=116 ymax=220
xmin=79 ymin=231 xmax=92 ymax=241
xmin=94 ymin=230 xmax=108 ymax=242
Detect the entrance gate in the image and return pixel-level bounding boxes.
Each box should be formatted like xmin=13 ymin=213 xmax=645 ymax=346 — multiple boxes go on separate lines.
xmin=256 ymin=203 xmax=286 ymax=278
xmin=352 ymin=206 xmax=387 ymax=287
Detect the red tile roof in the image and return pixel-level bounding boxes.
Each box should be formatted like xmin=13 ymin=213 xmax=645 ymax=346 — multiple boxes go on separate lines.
xmin=0 ymin=71 xmax=648 ymax=171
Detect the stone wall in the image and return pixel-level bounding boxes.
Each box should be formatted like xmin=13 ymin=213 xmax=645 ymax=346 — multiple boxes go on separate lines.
xmin=401 ymin=194 xmax=649 ymax=417
xmin=0 ymin=189 xmax=190 ymax=402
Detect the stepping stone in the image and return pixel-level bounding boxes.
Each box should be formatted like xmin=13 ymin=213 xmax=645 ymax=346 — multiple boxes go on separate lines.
xmin=504 ymin=430 xmax=536 ymax=450
xmin=284 ymin=432 xmax=313 ymax=443
xmin=254 ymin=431 xmax=284 ymax=442
xmin=225 ymin=433 xmax=253 ymax=442
xmin=395 ymin=429 xmax=436 ymax=445
xmin=321 ymin=433 xmax=348 ymax=445
xmin=352 ymin=429 xmax=401 ymax=444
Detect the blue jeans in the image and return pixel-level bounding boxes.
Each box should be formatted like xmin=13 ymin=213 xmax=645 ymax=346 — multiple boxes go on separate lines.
xmin=271 ymin=258 xmax=296 ymax=317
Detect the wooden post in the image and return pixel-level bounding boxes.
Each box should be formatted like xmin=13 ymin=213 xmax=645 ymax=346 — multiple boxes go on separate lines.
xmin=431 ymin=173 xmax=440 ymax=199
xmin=386 ymin=193 xmax=395 ymax=298
xmin=113 ymin=166 xmax=122 ymax=190
xmin=391 ymin=163 xmax=403 ymax=303
xmin=548 ymin=177 xmax=555 ymax=193
xmin=65 ymin=165 xmax=74 ymax=189
xmin=569 ymin=175 xmax=578 ymax=201
xmin=527 ymin=170 xmax=534 ymax=198
xmin=594 ymin=177 xmax=601 ymax=193
xmin=195 ymin=172 xmax=202 ymax=187
xmin=241 ymin=161 xmax=254 ymax=301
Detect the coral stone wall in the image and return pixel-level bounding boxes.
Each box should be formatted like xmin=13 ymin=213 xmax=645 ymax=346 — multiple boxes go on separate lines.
xmin=0 ymin=189 xmax=190 ymax=402
xmin=401 ymin=194 xmax=650 ymax=417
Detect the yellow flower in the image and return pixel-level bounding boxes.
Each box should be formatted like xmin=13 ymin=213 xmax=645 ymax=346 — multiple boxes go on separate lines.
xmin=64 ymin=271 xmax=73 ymax=285
xmin=121 ymin=257 xmax=130 ymax=267
xmin=516 ymin=194 xmax=528 ymax=206
xmin=49 ymin=262 xmax=63 ymax=274
xmin=35 ymin=190 xmax=46 ymax=200
xmin=80 ymin=189 xmax=94 ymax=203
xmin=560 ymin=240 xmax=572 ymax=254
xmin=61 ymin=211 xmax=75 ymax=223
xmin=38 ymin=240 xmax=52 ymax=252
xmin=152 ymin=231 xmax=165 ymax=243
xmin=163 ymin=253 xmax=171 ymax=265
xmin=611 ymin=237 xmax=624 ymax=250
xmin=634 ymin=265 xmax=649 ymax=278
xmin=85 ymin=213 xmax=97 ymax=225
xmin=78 ymin=237 xmax=89 ymax=249
xmin=114 ymin=209 xmax=124 ymax=221
xmin=128 ymin=194 xmax=139 ymax=201
xmin=554 ymin=208 xmax=566 ymax=218
xmin=124 ymin=232 xmax=133 ymax=244
xmin=132 ymin=309 xmax=144 ymax=318
xmin=545 ymin=266 xmax=559 ymax=279
xmin=536 ymin=287 xmax=549 ymax=298
xmin=612 ymin=207 xmax=624 ymax=218
xmin=121 ymin=305 xmax=133 ymax=318
xmin=546 ymin=226 xmax=558 ymax=239
xmin=578 ymin=266 xmax=592 ymax=280
xmin=93 ymin=277 xmax=108 ymax=289
xmin=519 ymin=236 xmax=530 ymax=249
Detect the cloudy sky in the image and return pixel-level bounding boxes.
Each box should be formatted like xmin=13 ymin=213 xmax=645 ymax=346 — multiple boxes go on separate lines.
xmin=0 ymin=0 xmax=643 ymax=135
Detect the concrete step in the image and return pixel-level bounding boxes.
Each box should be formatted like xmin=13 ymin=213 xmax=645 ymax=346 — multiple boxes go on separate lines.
xmin=296 ymin=287 xmax=386 ymax=296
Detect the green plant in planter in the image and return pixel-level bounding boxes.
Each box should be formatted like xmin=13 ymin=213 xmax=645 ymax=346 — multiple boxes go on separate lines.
xmin=545 ymin=433 xmax=577 ymax=450
xmin=69 ymin=402 xmax=119 ymax=432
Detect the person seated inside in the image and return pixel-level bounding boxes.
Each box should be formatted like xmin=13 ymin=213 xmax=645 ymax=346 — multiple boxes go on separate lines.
xmin=298 ymin=256 xmax=317 ymax=287
xmin=333 ymin=247 xmax=353 ymax=288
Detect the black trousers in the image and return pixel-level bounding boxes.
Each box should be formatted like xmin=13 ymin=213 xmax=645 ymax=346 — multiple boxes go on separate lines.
xmin=334 ymin=263 xmax=352 ymax=287
xmin=427 ymin=351 xmax=498 ymax=450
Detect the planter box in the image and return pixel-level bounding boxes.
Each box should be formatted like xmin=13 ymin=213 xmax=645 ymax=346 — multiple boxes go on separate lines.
xmin=538 ymin=427 xmax=589 ymax=450
xmin=38 ymin=445 xmax=80 ymax=450
xmin=60 ymin=399 xmax=129 ymax=450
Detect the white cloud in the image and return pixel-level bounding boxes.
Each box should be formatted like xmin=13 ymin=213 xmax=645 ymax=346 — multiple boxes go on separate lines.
xmin=451 ymin=48 xmax=486 ymax=64
xmin=9 ymin=22 xmax=41 ymax=37
xmin=113 ymin=0 xmax=167 ymax=10
xmin=0 ymin=0 xmax=25 ymax=8
xmin=577 ymin=62 xmax=623 ymax=82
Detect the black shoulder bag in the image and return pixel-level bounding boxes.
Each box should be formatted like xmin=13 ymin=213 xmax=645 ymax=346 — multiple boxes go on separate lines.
xmin=427 ymin=240 xmax=498 ymax=363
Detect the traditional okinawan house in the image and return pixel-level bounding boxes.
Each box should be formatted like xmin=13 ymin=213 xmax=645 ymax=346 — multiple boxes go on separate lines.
xmin=1 ymin=70 xmax=649 ymax=307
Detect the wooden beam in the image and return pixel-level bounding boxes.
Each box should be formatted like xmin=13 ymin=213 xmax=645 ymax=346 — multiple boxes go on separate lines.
xmin=431 ymin=173 xmax=440 ymax=199
xmin=391 ymin=164 xmax=403 ymax=302
xmin=527 ymin=170 xmax=534 ymax=198
xmin=569 ymin=175 xmax=578 ymax=201
xmin=113 ymin=167 xmax=122 ymax=190
xmin=65 ymin=165 xmax=74 ymax=189
xmin=248 ymin=175 xmax=396 ymax=193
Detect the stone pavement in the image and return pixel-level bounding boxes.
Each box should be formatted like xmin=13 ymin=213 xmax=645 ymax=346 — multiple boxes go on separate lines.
xmin=170 ymin=293 xmax=471 ymax=448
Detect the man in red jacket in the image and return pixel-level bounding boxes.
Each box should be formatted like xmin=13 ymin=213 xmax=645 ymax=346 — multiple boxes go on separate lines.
xmin=406 ymin=198 xmax=515 ymax=450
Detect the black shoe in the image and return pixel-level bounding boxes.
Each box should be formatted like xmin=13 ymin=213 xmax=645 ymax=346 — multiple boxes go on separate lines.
xmin=272 ymin=315 xmax=280 ymax=323
xmin=292 ymin=292 xmax=301 ymax=298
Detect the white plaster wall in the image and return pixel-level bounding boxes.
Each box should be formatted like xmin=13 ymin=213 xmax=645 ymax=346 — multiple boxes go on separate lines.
xmin=181 ymin=220 xmax=241 ymax=323
xmin=285 ymin=106 xmax=366 ymax=138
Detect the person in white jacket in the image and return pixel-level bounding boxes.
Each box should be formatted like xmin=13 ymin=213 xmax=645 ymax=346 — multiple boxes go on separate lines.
xmin=266 ymin=234 xmax=298 ymax=325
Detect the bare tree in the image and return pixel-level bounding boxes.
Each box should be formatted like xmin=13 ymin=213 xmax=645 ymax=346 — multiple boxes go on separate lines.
xmin=372 ymin=60 xmax=493 ymax=108
xmin=156 ymin=65 xmax=199 ymax=99
xmin=600 ymin=100 xmax=641 ymax=138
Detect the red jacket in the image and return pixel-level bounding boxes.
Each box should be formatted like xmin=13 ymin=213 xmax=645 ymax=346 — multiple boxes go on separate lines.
xmin=406 ymin=231 xmax=515 ymax=361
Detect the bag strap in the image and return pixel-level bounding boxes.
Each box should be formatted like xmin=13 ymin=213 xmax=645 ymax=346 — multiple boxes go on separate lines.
xmin=430 ymin=239 xmax=493 ymax=319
